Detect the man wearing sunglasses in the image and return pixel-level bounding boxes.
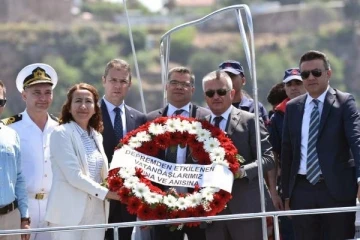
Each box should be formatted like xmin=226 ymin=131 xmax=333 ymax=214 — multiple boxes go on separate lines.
xmin=147 ymin=66 xmax=210 ymax=240
xmin=219 ymin=60 xmax=269 ymax=124
xmin=0 ymin=80 xmax=30 ymax=240
xmin=281 ymin=50 xmax=360 ymax=239
xmin=202 ymin=70 xmax=275 ymax=240
xmin=1 ymin=64 xmax=58 ymax=240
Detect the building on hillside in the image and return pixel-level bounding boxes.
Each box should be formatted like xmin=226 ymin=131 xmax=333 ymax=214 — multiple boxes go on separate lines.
xmin=176 ymin=0 xmax=215 ymax=8
xmin=0 ymin=0 xmax=73 ymax=23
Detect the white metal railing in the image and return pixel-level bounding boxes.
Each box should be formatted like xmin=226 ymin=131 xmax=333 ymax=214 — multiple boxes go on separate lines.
xmin=1 ymin=205 xmax=360 ymax=240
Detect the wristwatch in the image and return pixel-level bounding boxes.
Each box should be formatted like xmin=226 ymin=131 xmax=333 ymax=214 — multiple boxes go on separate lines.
xmin=21 ymin=217 xmax=31 ymax=224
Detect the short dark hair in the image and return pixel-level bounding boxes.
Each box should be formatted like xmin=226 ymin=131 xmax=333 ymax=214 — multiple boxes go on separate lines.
xmin=60 ymin=83 xmax=103 ymax=132
xmin=104 ymin=59 xmax=132 ymax=82
xmin=267 ymin=83 xmax=287 ymax=107
xmin=0 ymin=80 xmax=6 ymax=97
xmin=168 ymin=66 xmax=195 ymax=85
xmin=299 ymin=50 xmax=331 ymax=70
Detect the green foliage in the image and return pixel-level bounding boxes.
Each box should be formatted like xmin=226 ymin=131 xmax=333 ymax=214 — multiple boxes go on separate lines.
xmin=127 ymin=49 xmax=159 ymax=72
xmin=82 ymin=2 xmax=123 ymax=21
xmin=252 ymin=50 xmax=297 ymax=107
xmin=108 ymin=27 xmax=147 ymax=56
xmin=188 ymin=51 xmax=227 ymax=104
xmin=42 ymin=55 xmax=82 ymax=116
xmin=82 ymin=44 xmax=121 ymax=91
xmin=323 ymin=51 xmax=346 ymax=91
xmin=169 ymin=27 xmax=197 ymax=65
xmin=344 ymin=0 xmax=360 ymax=25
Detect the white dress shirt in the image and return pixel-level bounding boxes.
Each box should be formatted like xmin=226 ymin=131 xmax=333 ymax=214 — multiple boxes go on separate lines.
xmin=102 ymin=97 xmax=127 ymax=135
xmin=210 ymin=105 xmax=233 ymax=131
xmin=9 ymin=110 xmax=58 ymax=194
xmin=298 ymin=86 xmax=329 ymax=175
xmin=167 ymin=103 xmax=191 ymax=165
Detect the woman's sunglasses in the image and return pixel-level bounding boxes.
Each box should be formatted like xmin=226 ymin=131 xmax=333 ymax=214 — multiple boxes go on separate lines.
xmin=205 ymin=89 xmax=230 ymax=98
xmin=0 ymin=99 xmax=6 ymax=107
xmin=300 ymin=69 xmax=323 ymax=79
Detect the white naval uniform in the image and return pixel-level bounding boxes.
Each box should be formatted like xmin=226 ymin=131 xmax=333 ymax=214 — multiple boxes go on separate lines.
xmin=9 ymin=110 xmax=58 ymax=240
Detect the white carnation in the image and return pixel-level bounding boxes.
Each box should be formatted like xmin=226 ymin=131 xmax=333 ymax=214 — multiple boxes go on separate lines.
xmin=209 ymin=148 xmax=226 ymax=162
xmin=203 ymin=137 xmax=221 ymax=153
xmin=196 ymin=129 xmax=211 ymax=142
xmin=148 ymin=123 xmax=165 ymax=135
xmin=188 ymin=121 xmax=202 ymax=134
xmin=163 ymin=195 xmax=177 ymax=208
xmin=133 ymin=183 xmax=150 ymax=198
xmin=135 ymin=131 xmax=151 ymax=142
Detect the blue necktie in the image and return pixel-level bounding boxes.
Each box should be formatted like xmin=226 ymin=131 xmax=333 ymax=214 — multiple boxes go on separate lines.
xmin=113 ymin=107 xmax=123 ymax=142
xmin=306 ymin=99 xmax=321 ymax=184
xmin=213 ymin=116 xmax=223 ymax=128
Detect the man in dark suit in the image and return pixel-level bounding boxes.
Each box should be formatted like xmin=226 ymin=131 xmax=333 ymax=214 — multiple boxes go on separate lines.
xmin=202 ymin=70 xmax=275 ymax=240
xmin=281 ymin=50 xmax=360 ymax=240
xmin=147 ymin=66 xmax=210 ymax=240
xmin=101 ymin=59 xmax=147 ymax=240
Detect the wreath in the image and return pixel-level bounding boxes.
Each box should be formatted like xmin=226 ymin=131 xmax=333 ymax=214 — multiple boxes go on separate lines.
xmin=107 ymin=116 xmax=241 ymax=228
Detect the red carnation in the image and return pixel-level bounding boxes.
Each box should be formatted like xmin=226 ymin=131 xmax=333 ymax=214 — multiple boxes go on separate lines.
xmin=169 ymin=210 xmax=181 ymax=219
xmin=108 ymin=176 xmax=123 ymax=191
xmin=118 ymin=187 xmax=131 ymax=204
xmin=108 ymin=168 xmax=120 ymax=177
xmin=154 ymin=132 xmax=171 ymax=149
xmin=135 ymin=168 xmax=144 ymax=178
xmin=138 ymin=204 xmax=152 ymax=220
xmin=136 ymin=142 xmax=159 ymax=156
xmin=154 ymin=204 xmax=168 ymax=219
xmin=127 ymin=197 xmax=141 ymax=215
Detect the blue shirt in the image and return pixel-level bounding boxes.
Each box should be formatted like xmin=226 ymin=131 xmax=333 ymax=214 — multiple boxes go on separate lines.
xmin=0 ymin=124 xmax=28 ymax=218
xmin=233 ymin=96 xmax=269 ymax=123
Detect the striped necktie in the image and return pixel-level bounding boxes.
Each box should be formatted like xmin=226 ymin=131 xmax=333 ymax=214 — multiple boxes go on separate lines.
xmin=306 ymin=99 xmax=321 ymax=184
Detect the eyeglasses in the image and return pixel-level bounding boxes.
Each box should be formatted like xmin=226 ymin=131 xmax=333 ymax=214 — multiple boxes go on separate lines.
xmin=300 ymin=69 xmax=323 ymax=79
xmin=205 ymin=89 xmax=230 ymax=98
xmin=168 ymin=80 xmax=192 ymax=88
xmin=0 ymin=99 xmax=6 ymax=107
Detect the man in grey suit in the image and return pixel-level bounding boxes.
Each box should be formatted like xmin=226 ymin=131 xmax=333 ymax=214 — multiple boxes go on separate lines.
xmin=101 ymin=59 xmax=147 ymax=240
xmin=202 ymin=70 xmax=275 ymax=240
xmin=147 ymin=66 xmax=210 ymax=240
xmin=281 ymin=50 xmax=360 ymax=239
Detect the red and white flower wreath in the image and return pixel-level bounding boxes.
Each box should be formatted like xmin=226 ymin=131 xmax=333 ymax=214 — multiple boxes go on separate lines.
xmin=107 ymin=116 xmax=240 ymax=227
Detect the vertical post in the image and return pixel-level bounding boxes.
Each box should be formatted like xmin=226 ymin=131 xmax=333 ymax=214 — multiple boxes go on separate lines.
xmin=274 ymin=215 xmax=280 ymax=240
xmin=113 ymin=227 xmax=119 ymax=240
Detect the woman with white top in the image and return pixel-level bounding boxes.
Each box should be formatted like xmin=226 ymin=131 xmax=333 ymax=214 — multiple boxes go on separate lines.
xmin=45 ymin=83 xmax=120 ymax=240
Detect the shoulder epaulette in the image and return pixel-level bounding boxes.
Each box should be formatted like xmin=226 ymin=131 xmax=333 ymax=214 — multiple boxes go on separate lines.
xmin=0 ymin=114 xmax=23 ymax=126
xmin=49 ymin=114 xmax=59 ymax=122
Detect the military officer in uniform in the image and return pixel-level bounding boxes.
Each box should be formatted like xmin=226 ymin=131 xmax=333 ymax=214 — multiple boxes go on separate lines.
xmin=1 ymin=63 xmax=59 ymax=240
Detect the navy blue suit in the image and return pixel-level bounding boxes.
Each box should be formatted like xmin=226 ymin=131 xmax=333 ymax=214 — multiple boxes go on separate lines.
xmin=281 ymin=88 xmax=360 ymax=240
xmin=101 ymin=99 xmax=146 ymax=240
